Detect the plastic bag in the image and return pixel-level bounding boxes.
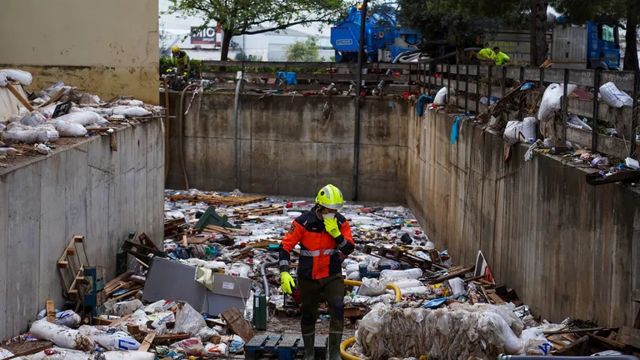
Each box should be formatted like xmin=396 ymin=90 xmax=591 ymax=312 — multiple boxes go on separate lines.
xmin=54 ymin=120 xmax=88 ymax=137
xmin=2 ymin=123 xmax=59 ymax=144
xmin=380 ymin=268 xmax=422 ymax=281
xmin=173 ymin=302 xmax=207 ymax=336
xmin=20 ymin=112 xmax=46 ymax=126
xmin=30 ymin=319 xmax=93 ymax=350
xmin=599 ymin=81 xmax=633 ymax=108
xmin=448 ymin=277 xmax=466 ymax=297
xmin=112 ymin=106 xmax=151 ymax=117
xmin=358 ymin=278 xmax=387 ymax=296
xmin=566 ymin=114 xmax=592 ymax=131
xmin=170 ymin=337 xmax=205 ymax=356
xmin=228 ymin=262 xmax=253 ymax=278
xmin=433 ymin=87 xmax=448 ymax=106
xmin=537 ymin=83 xmax=577 ymax=122
xmin=0 ymin=69 xmax=33 ymax=86
xmin=111 ymin=299 xmax=143 ymax=317
xmin=503 ymin=117 xmax=537 ymax=145
xmin=204 ymin=342 xmax=227 ymax=355
xmin=78 ymin=326 xmax=140 ymax=351
xmin=55 ymin=111 xmax=104 ymax=126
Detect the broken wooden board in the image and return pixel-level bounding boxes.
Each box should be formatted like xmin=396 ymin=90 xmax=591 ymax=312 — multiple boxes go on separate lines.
xmin=3 ymin=340 xmax=53 ymax=359
xmin=203 ymin=225 xmax=251 ymax=237
xmin=138 ymin=331 xmax=156 ymax=352
xmin=169 ymin=193 xmax=267 ymax=206
xmin=221 ymin=307 xmax=255 ymax=342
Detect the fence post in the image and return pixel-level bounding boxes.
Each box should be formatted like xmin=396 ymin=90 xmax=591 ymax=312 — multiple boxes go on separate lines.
xmin=632 ymin=71 xmax=639 ymax=157
xmin=464 ymin=65 xmax=469 ymax=114
xmin=561 ymin=68 xmax=570 ymax=145
xmin=446 ymin=64 xmax=451 ymax=104
xmin=592 ymin=69 xmax=601 ymax=152
xmin=475 ymin=65 xmax=480 ymax=115
xmin=487 ymin=65 xmax=492 ymax=106
xmin=501 ymin=66 xmax=506 ymax=98
xmin=518 ymin=66 xmax=525 ymax=121
xmin=456 ymin=63 xmax=460 ymax=108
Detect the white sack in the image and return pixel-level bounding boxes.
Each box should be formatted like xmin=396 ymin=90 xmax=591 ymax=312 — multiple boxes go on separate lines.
xmin=503 ymin=117 xmax=537 ymax=145
xmin=0 ymin=72 xmax=7 ymax=87
xmin=433 ymin=87 xmax=448 ymax=106
xmin=30 ymin=319 xmax=93 ymax=350
xmin=102 ymin=352 xmax=155 ymax=360
xmin=20 ymin=112 xmax=46 ymax=126
xmin=2 ymin=123 xmax=59 ymax=144
xmin=358 ymin=278 xmax=387 ymax=296
xmin=112 ymin=106 xmax=150 ymax=117
xmin=173 ymin=302 xmax=207 ymax=336
xmin=0 ymin=69 xmax=33 ymax=86
xmin=380 ymin=268 xmax=422 ymax=281
xmin=55 ymin=111 xmax=104 ymax=126
xmin=78 ymin=326 xmax=140 ymax=351
xmin=110 ymin=299 xmax=143 ymax=317
xmin=537 ymin=83 xmax=577 ymax=122
xmin=54 ymin=120 xmax=88 ymax=137
xmin=599 ymin=81 xmax=633 ymax=108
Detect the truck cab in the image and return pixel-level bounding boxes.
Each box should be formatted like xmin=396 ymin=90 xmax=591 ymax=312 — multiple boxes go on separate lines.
xmin=551 ymin=21 xmax=621 ymax=70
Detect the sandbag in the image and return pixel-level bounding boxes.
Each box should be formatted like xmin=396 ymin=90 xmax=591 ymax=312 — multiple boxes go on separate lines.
xmin=0 ymin=69 xmax=33 ymax=86
xmin=380 ymin=268 xmax=422 ymax=281
xmin=0 ymin=72 xmax=7 ymax=87
xmin=537 ymin=83 xmax=577 ymax=122
xmin=55 ymin=111 xmax=103 ymax=126
xmin=1 ymin=123 xmax=59 ymax=144
xmin=78 ymin=326 xmax=140 ymax=351
xmin=109 ymin=299 xmax=143 ymax=317
xmin=433 ymin=87 xmax=448 ymax=106
xmin=358 ymin=278 xmax=387 ymax=296
xmin=599 ymin=81 xmax=633 ymax=108
xmin=20 ymin=112 xmax=46 ymax=126
xmin=112 ymin=106 xmax=151 ymax=117
xmin=54 ymin=120 xmax=88 ymax=137
xmin=102 ymin=352 xmax=155 ymax=360
xmin=503 ymin=117 xmax=537 ymax=145
xmin=30 ymin=319 xmax=93 ymax=350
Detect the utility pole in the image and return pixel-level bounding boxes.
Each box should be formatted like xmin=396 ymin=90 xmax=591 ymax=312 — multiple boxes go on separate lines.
xmin=352 ymin=1 xmax=367 ymax=201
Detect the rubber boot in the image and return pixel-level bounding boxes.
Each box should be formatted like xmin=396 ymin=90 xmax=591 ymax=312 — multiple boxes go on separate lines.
xmin=327 ymin=332 xmax=342 ymax=360
xmin=303 ymin=334 xmax=315 ymax=360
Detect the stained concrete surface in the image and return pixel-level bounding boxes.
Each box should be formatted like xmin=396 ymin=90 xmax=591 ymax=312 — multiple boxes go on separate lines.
xmin=407 ymin=110 xmax=640 ymax=327
xmin=164 ymin=93 xmax=409 ymax=203
xmin=0 ymin=120 xmax=164 ymax=339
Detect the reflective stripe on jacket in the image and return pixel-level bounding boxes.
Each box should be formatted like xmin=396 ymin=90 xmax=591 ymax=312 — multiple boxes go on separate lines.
xmin=279 ymin=206 xmax=355 ymax=280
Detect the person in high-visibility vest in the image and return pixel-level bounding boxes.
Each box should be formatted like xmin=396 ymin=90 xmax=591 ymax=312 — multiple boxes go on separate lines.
xmin=493 ymin=46 xmax=511 ymax=66
xmin=279 ymin=184 xmax=355 ymax=360
xmin=477 ymin=44 xmax=496 ymax=62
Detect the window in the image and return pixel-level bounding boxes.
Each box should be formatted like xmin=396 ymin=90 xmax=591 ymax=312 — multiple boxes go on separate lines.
xmin=601 ymin=25 xmax=615 ymax=43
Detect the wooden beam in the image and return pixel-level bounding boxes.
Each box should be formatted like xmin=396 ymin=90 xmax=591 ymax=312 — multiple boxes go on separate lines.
xmin=6 ymin=83 xmax=34 ymax=112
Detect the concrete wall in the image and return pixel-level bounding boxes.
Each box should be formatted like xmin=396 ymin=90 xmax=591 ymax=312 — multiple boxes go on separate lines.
xmin=0 ymin=120 xmax=165 ymax=339
xmin=407 ymin=110 xmax=640 ymax=327
xmin=0 ymin=0 xmax=159 ymax=104
xmin=164 ymin=93 xmax=409 ymax=203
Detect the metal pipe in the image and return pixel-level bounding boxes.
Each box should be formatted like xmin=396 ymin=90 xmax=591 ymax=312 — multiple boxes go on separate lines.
xmin=593 ymin=70 xmax=601 ymax=151
xmin=178 ymin=83 xmax=200 ymax=189
xmin=162 ymin=78 xmax=171 ymax=181
xmin=632 ymin=71 xmax=639 ymax=157
xmin=260 ymin=260 xmax=278 ymax=300
xmin=233 ymin=70 xmax=244 ymax=190
xmin=487 ymin=66 xmax=492 ymax=105
xmin=352 ymin=0 xmax=368 ymax=201
xmin=475 ymin=65 xmax=480 ymax=115
xmin=562 ymin=69 xmax=570 ymax=145
xmin=464 ymin=65 xmax=469 ymax=113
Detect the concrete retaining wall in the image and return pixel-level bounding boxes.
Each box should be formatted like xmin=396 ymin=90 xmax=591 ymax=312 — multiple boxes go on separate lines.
xmin=0 ymin=120 xmax=165 ymax=339
xmin=407 ymin=110 xmax=640 ymax=327
xmin=164 ymin=93 xmax=409 ymax=203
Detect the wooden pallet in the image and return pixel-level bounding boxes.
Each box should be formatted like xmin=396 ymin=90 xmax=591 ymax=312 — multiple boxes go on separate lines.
xmin=57 ymin=235 xmax=91 ymax=302
xmin=168 ymin=193 xmax=267 ymax=206
xmin=233 ymin=204 xmax=284 ymax=218
xmin=244 ymin=333 xmax=327 ymax=360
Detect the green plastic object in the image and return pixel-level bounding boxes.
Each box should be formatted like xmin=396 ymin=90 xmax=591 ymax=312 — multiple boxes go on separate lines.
xmin=194 ymin=206 xmax=237 ymax=230
xmin=253 ymin=291 xmax=267 ymax=330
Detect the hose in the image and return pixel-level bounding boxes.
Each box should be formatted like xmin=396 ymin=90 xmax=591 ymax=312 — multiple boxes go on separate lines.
xmin=339 ymin=337 xmax=360 ymax=360
xmin=178 ymin=83 xmax=200 ymax=189
xmin=260 ymin=259 xmax=278 ymax=300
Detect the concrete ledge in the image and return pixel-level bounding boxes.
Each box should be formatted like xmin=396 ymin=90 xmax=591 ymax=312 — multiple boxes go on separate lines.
xmin=0 ymin=119 xmax=164 ymax=339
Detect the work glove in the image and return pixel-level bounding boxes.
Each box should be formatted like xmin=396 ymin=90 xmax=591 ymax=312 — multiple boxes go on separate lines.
xmin=323 ymin=216 xmax=342 ymax=238
xmin=280 ymin=271 xmax=295 ymax=295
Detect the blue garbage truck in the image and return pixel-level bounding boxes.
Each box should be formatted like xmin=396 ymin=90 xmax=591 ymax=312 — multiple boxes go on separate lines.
xmin=330 ymin=5 xmax=422 ymax=63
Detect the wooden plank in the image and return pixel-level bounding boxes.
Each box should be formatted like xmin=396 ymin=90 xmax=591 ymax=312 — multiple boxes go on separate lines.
xmin=617 ymin=326 xmax=640 ymax=349
xmin=45 ymin=299 xmax=55 ymax=322
xmin=6 ymin=83 xmax=34 ymax=112
xmin=138 ymin=331 xmax=156 ymax=352
xmin=3 ymin=340 xmax=53 ymax=359
xmin=221 ymin=307 xmax=255 ymax=342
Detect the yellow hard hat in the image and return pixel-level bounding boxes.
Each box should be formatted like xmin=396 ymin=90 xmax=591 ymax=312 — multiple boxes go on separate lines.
xmin=315 ymin=184 xmax=344 ymax=210
xmin=171 ymin=45 xmax=181 ymax=53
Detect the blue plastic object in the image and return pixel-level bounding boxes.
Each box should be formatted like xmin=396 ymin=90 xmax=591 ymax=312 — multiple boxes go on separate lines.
xmin=450 ymin=115 xmax=462 ymax=145
xmin=423 ymin=297 xmax=447 ymax=309
xmin=275 ymin=71 xmax=297 ymax=85
xmin=416 ymin=94 xmax=434 ymax=116
xmin=586 ymin=21 xmax=620 ymax=70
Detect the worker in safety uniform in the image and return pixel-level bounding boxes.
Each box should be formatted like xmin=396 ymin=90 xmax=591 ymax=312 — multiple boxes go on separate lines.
xmin=171 ymin=45 xmax=190 ymax=77
xmin=493 ymin=46 xmax=510 ymax=66
xmin=279 ymin=184 xmax=355 ymax=360
xmin=476 ymin=44 xmax=496 ymax=63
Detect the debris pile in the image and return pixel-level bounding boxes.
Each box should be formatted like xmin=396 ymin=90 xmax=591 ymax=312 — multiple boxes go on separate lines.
xmin=0 ymin=69 xmax=163 ymax=168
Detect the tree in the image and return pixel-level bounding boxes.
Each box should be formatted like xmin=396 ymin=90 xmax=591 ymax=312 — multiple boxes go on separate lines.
xmin=554 ymin=0 xmax=639 ymax=71
xmin=287 ymin=37 xmax=320 ymax=61
xmin=530 ymin=0 xmax=548 ymax=67
xmin=169 ymin=0 xmax=346 ymax=61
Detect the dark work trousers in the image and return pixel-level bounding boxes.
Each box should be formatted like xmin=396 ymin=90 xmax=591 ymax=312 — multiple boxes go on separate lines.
xmin=298 ymin=273 xmax=345 ymax=337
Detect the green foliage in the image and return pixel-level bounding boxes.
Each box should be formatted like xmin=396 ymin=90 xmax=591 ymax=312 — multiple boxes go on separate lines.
xmin=235 ymin=51 xmax=263 ymax=61
xmin=168 ymin=0 xmax=347 ymax=60
xmin=160 ymin=55 xmax=176 ymax=74
xmin=286 ymin=37 xmax=321 ymax=62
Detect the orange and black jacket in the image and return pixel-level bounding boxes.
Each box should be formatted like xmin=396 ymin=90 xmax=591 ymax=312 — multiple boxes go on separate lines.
xmin=279 ymin=206 xmax=355 ymax=280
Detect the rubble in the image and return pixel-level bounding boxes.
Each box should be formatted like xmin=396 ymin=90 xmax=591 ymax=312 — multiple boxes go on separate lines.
xmin=2 ymin=188 xmax=639 ymax=359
